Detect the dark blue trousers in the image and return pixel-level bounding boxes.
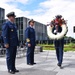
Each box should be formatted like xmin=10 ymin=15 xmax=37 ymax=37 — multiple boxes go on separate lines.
xmin=54 ymin=38 xmax=64 ymax=64
xmin=27 ymin=46 xmax=35 ymax=64
xmin=6 ymin=46 xmax=17 ymax=71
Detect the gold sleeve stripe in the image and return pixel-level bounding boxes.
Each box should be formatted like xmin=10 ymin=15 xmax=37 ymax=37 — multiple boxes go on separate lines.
xmin=26 ymin=38 xmax=30 ymax=42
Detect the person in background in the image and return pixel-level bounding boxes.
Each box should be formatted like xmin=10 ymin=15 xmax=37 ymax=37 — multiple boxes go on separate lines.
xmin=2 ymin=12 xmax=19 ymax=74
xmin=25 ymin=19 xmax=36 ymax=65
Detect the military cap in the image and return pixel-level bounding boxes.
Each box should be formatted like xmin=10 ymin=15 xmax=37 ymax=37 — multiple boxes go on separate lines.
xmin=28 ymin=19 xmax=35 ymax=24
xmin=6 ymin=12 xmax=16 ymax=17
xmin=55 ymin=15 xmax=62 ymax=19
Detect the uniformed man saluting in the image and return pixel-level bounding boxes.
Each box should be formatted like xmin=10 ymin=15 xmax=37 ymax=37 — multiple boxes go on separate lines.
xmin=2 ymin=12 xmax=19 ymax=74
xmin=25 ymin=19 xmax=36 ymax=65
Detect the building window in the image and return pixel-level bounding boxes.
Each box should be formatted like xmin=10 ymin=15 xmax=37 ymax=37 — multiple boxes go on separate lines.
xmin=19 ymin=35 xmax=23 ymax=41
xmin=19 ymin=30 xmax=23 ymax=35
xmin=21 ymin=17 xmax=23 ymax=22
xmin=20 ymin=22 xmax=23 ymax=29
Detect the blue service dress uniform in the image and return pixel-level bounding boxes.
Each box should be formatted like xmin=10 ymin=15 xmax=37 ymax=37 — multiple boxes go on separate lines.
xmin=53 ymin=26 xmax=64 ymax=65
xmin=25 ymin=26 xmax=36 ymax=64
xmin=2 ymin=21 xmax=19 ymax=71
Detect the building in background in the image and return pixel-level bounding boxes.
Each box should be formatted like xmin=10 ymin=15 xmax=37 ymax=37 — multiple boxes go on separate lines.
xmin=0 ymin=8 xmax=48 ymax=44
xmin=18 ymin=17 xmax=48 ymax=44
xmin=0 ymin=7 xmax=73 ymax=45
xmin=0 ymin=8 xmax=5 ymax=20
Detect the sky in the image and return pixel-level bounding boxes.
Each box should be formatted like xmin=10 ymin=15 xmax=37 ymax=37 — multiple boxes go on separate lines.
xmin=0 ymin=0 xmax=75 ymax=38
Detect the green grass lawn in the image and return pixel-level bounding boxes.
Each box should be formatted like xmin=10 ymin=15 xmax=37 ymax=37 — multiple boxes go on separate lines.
xmin=37 ymin=43 xmax=75 ymax=52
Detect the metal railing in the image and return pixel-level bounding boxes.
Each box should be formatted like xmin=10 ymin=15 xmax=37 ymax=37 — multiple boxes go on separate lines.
xmin=0 ymin=46 xmax=43 ymax=58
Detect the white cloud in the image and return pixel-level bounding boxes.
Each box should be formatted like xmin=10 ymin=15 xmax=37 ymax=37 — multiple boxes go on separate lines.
xmin=0 ymin=0 xmax=30 ymax=18
xmin=0 ymin=0 xmax=75 ymax=37
xmin=16 ymin=0 xmax=29 ymax=4
xmin=34 ymin=9 xmax=44 ymax=13
xmin=0 ymin=0 xmax=29 ymax=4
xmin=29 ymin=0 xmax=75 ymax=37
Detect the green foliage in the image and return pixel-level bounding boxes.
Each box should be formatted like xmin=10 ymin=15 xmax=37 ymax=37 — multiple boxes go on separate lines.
xmin=37 ymin=43 xmax=75 ymax=52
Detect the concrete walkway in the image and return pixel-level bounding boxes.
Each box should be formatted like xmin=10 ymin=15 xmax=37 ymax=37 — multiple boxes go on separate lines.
xmin=0 ymin=50 xmax=75 ymax=75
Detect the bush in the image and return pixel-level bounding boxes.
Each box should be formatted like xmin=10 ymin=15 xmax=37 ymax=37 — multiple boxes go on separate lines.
xmin=37 ymin=43 xmax=75 ymax=52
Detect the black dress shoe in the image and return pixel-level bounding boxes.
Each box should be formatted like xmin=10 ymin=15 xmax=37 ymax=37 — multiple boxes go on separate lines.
xmin=14 ymin=69 xmax=19 ymax=72
xmin=33 ymin=63 xmax=36 ymax=64
xmin=57 ymin=63 xmax=63 ymax=69
xmin=8 ymin=70 xmax=15 ymax=74
xmin=57 ymin=63 xmax=61 ymax=67
xmin=27 ymin=63 xmax=33 ymax=65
